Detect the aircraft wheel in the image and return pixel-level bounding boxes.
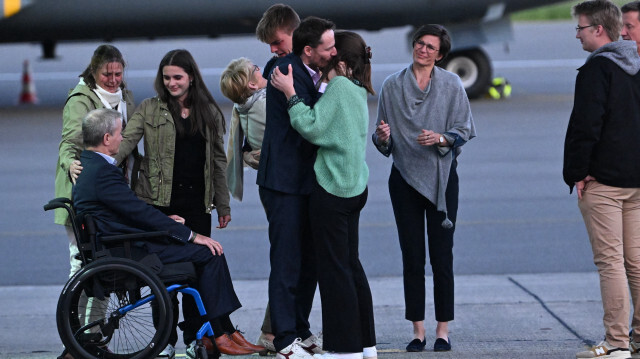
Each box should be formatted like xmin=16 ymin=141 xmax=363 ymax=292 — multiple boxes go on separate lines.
xmin=440 ymin=48 xmax=492 ymax=99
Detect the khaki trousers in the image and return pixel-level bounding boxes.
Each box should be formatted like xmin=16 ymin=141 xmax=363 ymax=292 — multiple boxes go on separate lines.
xmin=579 ymin=181 xmax=640 ymax=348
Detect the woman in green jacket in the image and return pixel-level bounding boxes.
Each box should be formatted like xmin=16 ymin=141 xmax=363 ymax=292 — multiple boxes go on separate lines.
xmin=54 ymin=44 xmax=135 ymax=277
xmin=115 ymin=49 xmax=259 ymax=356
xmin=53 ymin=44 xmax=136 ymax=359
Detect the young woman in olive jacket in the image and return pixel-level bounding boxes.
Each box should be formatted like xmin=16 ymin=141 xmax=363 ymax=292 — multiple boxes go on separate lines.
xmin=114 ymin=49 xmax=260 ymax=355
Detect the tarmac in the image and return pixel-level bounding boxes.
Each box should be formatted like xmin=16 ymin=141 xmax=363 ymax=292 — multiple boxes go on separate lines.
xmin=0 ymin=271 xmax=610 ymax=358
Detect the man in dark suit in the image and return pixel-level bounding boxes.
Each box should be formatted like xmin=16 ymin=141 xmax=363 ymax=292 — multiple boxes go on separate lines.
xmin=72 ymin=108 xmax=254 ymax=355
xmin=257 ymin=17 xmax=337 ymax=359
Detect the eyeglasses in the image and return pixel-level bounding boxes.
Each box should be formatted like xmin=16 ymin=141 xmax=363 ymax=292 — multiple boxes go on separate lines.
xmin=250 ymin=64 xmax=260 ymax=76
xmin=575 ymin=24 xmax=597 ymax=32
xmin=414 ymin=40 xmax=439 ymax=54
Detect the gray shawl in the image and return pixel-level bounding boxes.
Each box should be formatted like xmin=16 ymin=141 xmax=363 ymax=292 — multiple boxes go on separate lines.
xmin=376 ymin=64 xmax=476 ymax=227
xmin=226 ymin=88 xmax=266 ymax=200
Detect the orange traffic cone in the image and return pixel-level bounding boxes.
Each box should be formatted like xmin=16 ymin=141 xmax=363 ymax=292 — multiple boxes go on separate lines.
xmin=19 ymin=60 xmax=38 ymax=105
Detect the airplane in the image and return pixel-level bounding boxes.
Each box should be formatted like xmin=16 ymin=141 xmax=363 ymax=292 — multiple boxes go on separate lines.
xmin=0 ymin=0 xmax=565 ymax=98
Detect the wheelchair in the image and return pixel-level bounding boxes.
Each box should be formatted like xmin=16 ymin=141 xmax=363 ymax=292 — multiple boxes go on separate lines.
xmin=45 ymin=197 xmax=219 ymax=359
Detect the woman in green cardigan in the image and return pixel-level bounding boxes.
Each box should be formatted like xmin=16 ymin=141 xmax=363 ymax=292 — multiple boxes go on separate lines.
xmin=271 ymin=31 xmax=377 ymax=359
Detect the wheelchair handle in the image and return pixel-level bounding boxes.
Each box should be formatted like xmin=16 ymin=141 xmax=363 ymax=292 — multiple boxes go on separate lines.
xmin=43 ymin=197 xmax=73 ymax=211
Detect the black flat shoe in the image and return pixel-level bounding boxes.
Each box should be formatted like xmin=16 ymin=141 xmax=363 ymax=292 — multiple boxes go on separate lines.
xmin=433 ymin=337 xmax=451 ymax=352
xmin=406 ymin=337 xmax=427 ymax=352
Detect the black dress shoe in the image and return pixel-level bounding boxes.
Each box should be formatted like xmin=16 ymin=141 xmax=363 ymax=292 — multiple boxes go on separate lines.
xmin=406 ymin=337 xmax=427 ymax=352
xmin=433 ymin=337 xmax=451 ymax=352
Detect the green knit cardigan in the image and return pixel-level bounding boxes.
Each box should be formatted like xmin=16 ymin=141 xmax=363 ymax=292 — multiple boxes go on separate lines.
xmin=288 ymin=76 xmax=369 ymax=198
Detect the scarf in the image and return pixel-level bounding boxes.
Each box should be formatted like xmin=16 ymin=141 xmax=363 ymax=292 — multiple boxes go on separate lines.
xmin=79 ymin=78 xmax=127 ymax=121
xmin=226 ymin=88 xmax=267 ymax=200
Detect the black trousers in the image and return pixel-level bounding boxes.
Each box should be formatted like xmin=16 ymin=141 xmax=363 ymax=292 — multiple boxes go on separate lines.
xmin=389 ymin=163 xmax=458 ymax=323
xmin=310 ymin=183 xmax=376 ymax=352
xmin=144 ymin=233 xmax=240 ymax=345
xmin=155 ymin=200 xmax=212 ymax=345
xmin=259 ymin=186 xmax=317 ymax=351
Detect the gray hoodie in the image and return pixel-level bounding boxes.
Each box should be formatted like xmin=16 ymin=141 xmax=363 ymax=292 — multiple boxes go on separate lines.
xmin=588 ymin=39 xmax=640 ymax=75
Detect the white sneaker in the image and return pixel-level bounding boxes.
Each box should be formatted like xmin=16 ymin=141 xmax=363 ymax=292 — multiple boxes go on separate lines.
xmin=277 ymin=338 xmax=314 ymax=359
xmin=157 ymin=344 xmax=175 ymax=359
xmin=363 ymin=346 xmax=377 ymax=359
xmin=313 ymin=352 xmax=363 ymax=359
xmin=576 ymin=340 xmax=631 ymax=358
xmin=630 ymin=341 xmax=640 ymax=358
xmin=301 ymin=332 xmax=325 ymax=354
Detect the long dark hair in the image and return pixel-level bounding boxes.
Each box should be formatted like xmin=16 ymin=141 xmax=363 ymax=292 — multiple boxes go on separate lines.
xmin=322 ymin=31 xmax=375 ymax=95
xmin=154 ymin=49 xmax=225 ymax=137
xmin=79 ymin=44 xmax=127 ymax=90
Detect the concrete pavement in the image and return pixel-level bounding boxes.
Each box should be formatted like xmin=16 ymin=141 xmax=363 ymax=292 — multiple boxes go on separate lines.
xmin=0 ymin=271 xmax=606 ymax=358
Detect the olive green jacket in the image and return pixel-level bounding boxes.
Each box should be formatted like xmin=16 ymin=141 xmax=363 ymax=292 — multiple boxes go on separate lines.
xmin=54 ymin=82 xmax=135 ymax=225
xmin=115 ymin=97 xmax=230 ymax=217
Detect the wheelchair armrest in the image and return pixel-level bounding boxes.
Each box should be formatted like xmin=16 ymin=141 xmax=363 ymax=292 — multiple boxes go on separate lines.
xmin=43 ymin=197 xmax=73 ymax=211
xmin=100 ymin=231 xmax=171 ymax=244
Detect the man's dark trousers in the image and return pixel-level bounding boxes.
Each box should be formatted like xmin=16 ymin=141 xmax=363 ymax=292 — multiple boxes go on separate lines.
xmin=257 ymin=53 xmax=320 ymax=352
xmin=259 ymin=187 xmax=317 ymax=351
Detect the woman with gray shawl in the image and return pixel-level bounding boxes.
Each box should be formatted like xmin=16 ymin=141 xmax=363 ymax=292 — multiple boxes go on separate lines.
xmin=372 ymin=24 xmax=475 ymax=353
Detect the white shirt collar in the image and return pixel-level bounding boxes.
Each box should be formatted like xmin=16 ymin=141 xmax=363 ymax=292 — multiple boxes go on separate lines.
xmin=304 ymin=63 xmax=320 ymax=83
xmin=94 ymin=151 xmax=117 ymax=166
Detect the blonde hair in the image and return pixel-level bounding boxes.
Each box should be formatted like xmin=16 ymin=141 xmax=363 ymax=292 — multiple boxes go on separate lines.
xmin=220 ymin=57 xmax=254 ymax=104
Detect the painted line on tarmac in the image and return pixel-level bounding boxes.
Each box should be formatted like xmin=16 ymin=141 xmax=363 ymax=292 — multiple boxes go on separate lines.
xmin=0 ymin=59 xmax=587 ymax=82
xmin=508 ymin=277 xmax=594 ymax=347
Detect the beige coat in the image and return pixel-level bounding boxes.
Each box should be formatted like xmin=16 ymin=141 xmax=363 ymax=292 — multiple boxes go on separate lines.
xmin=54 ymin=82 xmax=134 ymax=225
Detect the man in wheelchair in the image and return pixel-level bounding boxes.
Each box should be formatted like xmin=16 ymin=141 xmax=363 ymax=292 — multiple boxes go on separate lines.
xmin=66 ymin=108 xmax=262 ymax=357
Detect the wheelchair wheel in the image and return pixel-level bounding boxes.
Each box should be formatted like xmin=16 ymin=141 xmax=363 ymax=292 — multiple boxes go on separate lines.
xmin=57 ymin=257 xmax=172 ymax=358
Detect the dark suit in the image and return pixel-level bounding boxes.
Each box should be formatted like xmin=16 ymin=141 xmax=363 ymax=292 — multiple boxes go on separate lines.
xmin=257 ymin=53 xmax=319 ymax=351
xmin=73 ymin=150 xmax=241 ymax=322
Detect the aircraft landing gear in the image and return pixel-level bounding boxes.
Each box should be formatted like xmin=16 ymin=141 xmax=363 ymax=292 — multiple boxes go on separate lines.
xmin=41 ymin=39 xmax=56 ymax=59
xmin=439 ymin=48 xmax=492 ymax=99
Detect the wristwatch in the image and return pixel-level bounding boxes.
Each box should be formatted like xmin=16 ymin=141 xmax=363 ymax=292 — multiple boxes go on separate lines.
xmin=439 ymin=135 xmax=444 ymax=144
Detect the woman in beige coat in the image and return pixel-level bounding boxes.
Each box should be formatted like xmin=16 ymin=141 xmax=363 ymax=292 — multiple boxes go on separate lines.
xmin=54 ymin=44 xmax=135 ymax=277
xmin=53 ymin=44 xmax=135 ymax=359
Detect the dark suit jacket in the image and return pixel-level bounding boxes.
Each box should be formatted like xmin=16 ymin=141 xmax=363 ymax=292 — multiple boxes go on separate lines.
xmin=73 ymin=150 xmax=191 ymax=242
xmin=257 ymin=53 xmax=319 ymax=195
